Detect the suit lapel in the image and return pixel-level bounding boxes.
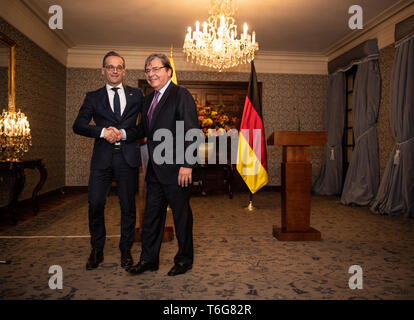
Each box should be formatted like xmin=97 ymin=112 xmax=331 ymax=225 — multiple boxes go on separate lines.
xmin=143 ymin=91 xmax=154 ymax=133
xmin=100 ymin=86 xmax=117 ymax=121
xmin=149 ymin=82 xmax=174 ymax=131
xmin=121 ymin=85 xmax=133 ymax=120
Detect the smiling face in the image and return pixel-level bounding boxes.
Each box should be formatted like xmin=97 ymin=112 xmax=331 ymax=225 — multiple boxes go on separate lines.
xmin=145 ymin=57 xmax=172 ymax=91
xmin=102 ymin=55 xmax=126 ymax=87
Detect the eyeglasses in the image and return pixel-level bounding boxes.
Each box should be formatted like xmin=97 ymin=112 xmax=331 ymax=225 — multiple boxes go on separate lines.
xmin=145 ymin=66 xmax=166 ymax=74
xmin=104 ymin=65 xmax=124 ymax=71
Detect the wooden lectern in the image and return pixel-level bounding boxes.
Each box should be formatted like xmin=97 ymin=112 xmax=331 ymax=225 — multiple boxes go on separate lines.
xmin=267 ymin=131 xmax=326 ymax=241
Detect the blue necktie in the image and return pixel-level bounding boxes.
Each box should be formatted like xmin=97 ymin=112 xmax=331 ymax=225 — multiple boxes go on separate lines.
xmin=111 ymin=87 xmax=121 ymax=121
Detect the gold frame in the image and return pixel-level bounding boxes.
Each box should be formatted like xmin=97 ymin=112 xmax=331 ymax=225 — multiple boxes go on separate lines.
xmin=0 ymin=32 xmax=16 ymax=112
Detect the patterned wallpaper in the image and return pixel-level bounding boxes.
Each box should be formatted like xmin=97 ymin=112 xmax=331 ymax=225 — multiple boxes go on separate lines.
xmin=0 ymin=17 xmax=66 ymax=201
xmin=377 ymin=44 xmax=396 ymax=178
xmin=0 ymin=13 xmax=397 ymax=197
xmin=66 ymin=68 xmax=328 ymax=186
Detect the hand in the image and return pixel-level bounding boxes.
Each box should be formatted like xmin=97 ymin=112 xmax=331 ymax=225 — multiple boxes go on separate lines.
xmin=178 ymin=167 xmax=192 ymax=187
xmin=139 ymin=137 xmax=147 ymax=145
xmin=104 ymin=127 xmax=122 ymax=144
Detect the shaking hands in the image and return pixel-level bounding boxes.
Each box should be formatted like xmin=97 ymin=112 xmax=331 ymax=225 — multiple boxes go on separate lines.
xmin=104 ymin=127 xmax=123 ymax=144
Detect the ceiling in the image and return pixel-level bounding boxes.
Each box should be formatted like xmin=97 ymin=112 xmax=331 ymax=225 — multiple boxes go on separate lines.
xmin=27 ymin=0 xmax=401 ymax=54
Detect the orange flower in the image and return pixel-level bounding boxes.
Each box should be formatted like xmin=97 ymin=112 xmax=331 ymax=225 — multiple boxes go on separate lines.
xmin=196 ymin=101 xmax=238 ymax=136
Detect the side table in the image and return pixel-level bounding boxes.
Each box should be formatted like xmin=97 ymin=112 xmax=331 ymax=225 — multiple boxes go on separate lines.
xmin=0 ymin=159 xmax=47 ymax=223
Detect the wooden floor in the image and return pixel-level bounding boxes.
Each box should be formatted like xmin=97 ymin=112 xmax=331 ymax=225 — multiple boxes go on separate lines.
xmin=0 ymin=189 xmax=87 ymax=232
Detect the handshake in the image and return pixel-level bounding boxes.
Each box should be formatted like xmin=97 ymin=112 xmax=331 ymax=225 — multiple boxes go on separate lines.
xmin=104 ymin=126 xmax=123 ymax=144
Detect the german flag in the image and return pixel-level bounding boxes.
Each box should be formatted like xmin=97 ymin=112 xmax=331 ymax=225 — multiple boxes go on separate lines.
xmin=170 ymin=46 xmax=178 ymax=85
xmin=236 ymin=61 xmax=268 ymax=194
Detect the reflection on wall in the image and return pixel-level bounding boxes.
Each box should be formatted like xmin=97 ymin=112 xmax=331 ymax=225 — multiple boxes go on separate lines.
xmin=0 ymin=17 xmax=66 ymax=201
xmin=0 ymin=67 xmax=7 ymax=110
xmin=66 ymin=68 xmax=328 ymax=186
xmin=0 ymin=44 xmax=8 ymax=110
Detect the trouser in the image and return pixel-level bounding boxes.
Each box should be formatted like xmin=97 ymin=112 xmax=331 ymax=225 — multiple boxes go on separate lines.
xmin=140 ymin=165 xmax=193 ymax=265
xmin=88 ymin=150 xmax=138 ymax=252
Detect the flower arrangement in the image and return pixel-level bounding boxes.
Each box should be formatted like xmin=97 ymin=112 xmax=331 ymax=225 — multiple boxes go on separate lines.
xmin=196 ymin=100 xmax=238 ymax=136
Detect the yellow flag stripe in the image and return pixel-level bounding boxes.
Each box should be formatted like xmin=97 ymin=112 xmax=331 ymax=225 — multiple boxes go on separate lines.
xmin=170 ymin=57 xmax=178 ymax=85
xmin=236 ymin=132 xmax=268 ymax=194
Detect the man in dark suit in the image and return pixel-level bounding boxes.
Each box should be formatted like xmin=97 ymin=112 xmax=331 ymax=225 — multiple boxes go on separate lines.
xmin=73 ymin=51 xmax=144 ymax=270
xmin=127 ymin=53 xmax=199 ymax=276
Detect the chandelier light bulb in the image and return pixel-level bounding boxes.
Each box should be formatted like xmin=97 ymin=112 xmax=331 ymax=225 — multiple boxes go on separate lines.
xmin=183 ymin=0 xmax=258 ymax=71
xmin=0 ymin=108 xmax=32 ymax=161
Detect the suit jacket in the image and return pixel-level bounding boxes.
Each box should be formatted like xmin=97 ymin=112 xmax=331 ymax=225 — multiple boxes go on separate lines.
xmin=73 ymin=85 xmax=145 ymax=170
xmin=127 ymin=82 xmax=199 ymax=185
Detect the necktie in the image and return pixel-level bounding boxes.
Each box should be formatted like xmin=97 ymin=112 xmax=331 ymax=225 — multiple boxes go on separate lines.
xmin=111 ymin=87 xmax=121 ymax=120
xmin=147 ymin=91 xmax=160 ymax=125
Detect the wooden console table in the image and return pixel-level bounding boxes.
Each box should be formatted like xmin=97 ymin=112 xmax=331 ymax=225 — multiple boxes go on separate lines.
xmin=197 ymin=163 xmax=234 ymax=199
xmin=0 ymin=159 xmax=47 ymax=223
xmin=267 ymin=131 xmax=326 ymax=241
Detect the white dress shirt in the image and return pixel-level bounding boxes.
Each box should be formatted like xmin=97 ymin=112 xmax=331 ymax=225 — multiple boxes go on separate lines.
xmin=100 ymin=83 xmax=127 ymax=141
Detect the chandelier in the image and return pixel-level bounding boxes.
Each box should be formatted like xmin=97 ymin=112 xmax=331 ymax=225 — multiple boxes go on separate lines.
xmin=183 ymin=0 xmax=258 ymax=72
xmin=0 ymin=97 xmax=32 ymax=162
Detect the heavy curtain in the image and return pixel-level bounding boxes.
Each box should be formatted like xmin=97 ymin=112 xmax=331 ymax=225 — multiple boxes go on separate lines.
xmin=370 ymin=35 xmax=414 ymax=217
xmin=340 ymin=59 xmax=381 ymax=206
xmin=312 ymin=73 xmax=346 ymax=195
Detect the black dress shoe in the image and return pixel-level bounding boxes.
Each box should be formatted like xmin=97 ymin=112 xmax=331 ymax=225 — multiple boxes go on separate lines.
xmin=167 ymin=262 xmax=192 ymax=276
xmin=121 ymin=250 xmax=134 ymax=268
xmin=86 ymin=249 xmax=103 ymax=270
xmin=127 ymin=260 xmax=158 ymax=275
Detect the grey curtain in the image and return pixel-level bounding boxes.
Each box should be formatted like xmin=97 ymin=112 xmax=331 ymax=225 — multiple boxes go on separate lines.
xmin=312 ymin=73 xmax=346 ymax=195
xmin=341 ymin=59 xmax=381 ymax=206
xmin=371 ymin=36 xmax=414 ymax=217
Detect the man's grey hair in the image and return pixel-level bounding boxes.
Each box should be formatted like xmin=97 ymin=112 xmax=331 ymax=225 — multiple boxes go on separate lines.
xmin=144 ymin=53 xmax=172 ymax=72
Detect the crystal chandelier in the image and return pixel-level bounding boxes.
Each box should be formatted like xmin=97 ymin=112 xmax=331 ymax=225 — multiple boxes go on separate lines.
xmin=0 ymin=97 xmax=32 ymax=162
xmin=183 ymin=0 xmax=259 ymax=72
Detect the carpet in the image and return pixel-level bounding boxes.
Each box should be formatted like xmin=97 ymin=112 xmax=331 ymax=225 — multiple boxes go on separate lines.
xmin=0 ymin=192 xmax=414 ymax=300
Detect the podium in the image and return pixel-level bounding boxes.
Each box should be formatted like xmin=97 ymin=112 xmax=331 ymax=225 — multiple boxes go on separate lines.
xmin=267 ymin=131 xmax=326 ymax=241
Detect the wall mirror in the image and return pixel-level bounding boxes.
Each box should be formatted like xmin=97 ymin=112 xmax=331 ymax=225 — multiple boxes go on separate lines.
xmin=0 ymin=32 xmax=15 ymax=111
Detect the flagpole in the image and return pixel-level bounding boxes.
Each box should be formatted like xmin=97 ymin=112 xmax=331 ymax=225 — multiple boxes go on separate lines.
xmin=167 ymin=42 xmax=173 ymax=215
xmin=245 ymin=192 xmax=256 ymax=211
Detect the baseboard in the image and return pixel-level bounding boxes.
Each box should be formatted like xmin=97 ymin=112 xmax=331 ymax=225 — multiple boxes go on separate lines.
xmin=22 ymin=184 xmax=280 ymax=206
xmin=17 ymin=187 xmax=66 ymax=207
xmin=63 ymin=186 xmax=88 ymax=193
xmin=63 ymin=186 xmax=117 ymax=194
xmin=262 ymin=186 xmax=281 ymax=192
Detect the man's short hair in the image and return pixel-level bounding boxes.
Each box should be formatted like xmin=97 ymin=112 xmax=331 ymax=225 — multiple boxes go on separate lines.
xmin=144 ymin=53 xmax=172 ymax=72
xmin=102 ymin=51 xmax=126 ymax=68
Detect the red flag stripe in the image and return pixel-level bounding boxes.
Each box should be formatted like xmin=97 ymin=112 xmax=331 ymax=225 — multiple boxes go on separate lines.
xmin=240 ymin=96 xmax=268 ymax=172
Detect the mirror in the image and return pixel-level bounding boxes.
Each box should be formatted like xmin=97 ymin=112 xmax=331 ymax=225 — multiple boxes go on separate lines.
xmin=0 ymin=33 xmax=15 ymax=112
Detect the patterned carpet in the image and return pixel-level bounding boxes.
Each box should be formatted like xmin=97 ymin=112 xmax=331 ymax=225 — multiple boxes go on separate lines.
xmin=0 ymin=191 xmax=414 ymax=300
